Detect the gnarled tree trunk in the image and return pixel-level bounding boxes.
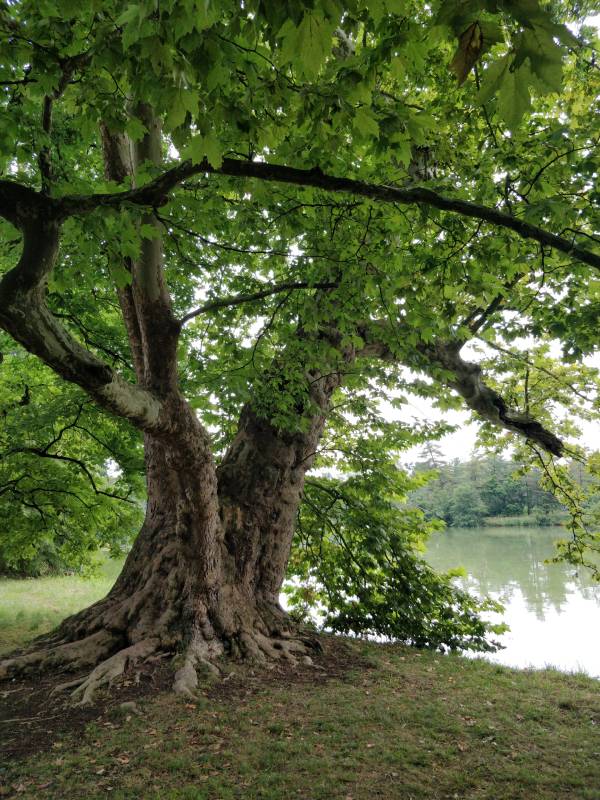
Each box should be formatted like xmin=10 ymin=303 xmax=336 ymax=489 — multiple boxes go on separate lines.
xmin=0 ymin=384 xmax=330 ymax=700
xmin=0 ymin=110 xmax=332 ymax=701
xmin=218 ymin=370 xmax=341 ymax=603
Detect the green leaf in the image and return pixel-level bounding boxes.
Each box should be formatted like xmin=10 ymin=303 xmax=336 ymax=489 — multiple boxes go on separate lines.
xmin=116 ymin=4 xmax=141 ymax=27
xmin=389 ymin=131 xmax=412 ymax=167
xmin=139 ymin=223 xmax=161 ymax=240
xmin=515 ymin=28 xmax=563 ymax=94
xmin=165 ymin=99 xmax=187 ymax=131
xmin=125 ymin=117 xmax=147 ymax=142
xmin=353 ymin=107 xmax=380 ymax=139
xmin=203 ymin=134 xmax=223 ymax=169
xmin=193 ymin=0 xmax=220 ymax=31
xmin=477 ymin=53 xmax=510 ymax=105
xmin=405 ymin=111 xmax=435 ymax=146
xmin=384 ymin=0 xmax=409 ymax=13
xmin=110 ymin=262 xmax=133 ymax=288
xmin=496 ymin=65 xmax=530 ymax=130
xmin=390 ymin=56 xmax=405 ymax=80
xmin=279 ymin=12 xmax=336 ymax=80
xmin=165 ymin=88 xmax=199 ymax=131
xmin=187 ymin=133 xmax=223 ymax=168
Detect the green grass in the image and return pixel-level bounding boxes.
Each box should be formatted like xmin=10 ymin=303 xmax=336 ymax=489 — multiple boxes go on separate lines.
xmin=2 ymin=567 xmax=600 ymax=799
xmin=0 ymin=555 xmax=123 ymax=655
xmin=4 ymin=645 xmax=600 ymax=800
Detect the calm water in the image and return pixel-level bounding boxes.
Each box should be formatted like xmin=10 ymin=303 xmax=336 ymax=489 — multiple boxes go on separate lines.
xmin=426 ymin=526 xmax=600 ymax=677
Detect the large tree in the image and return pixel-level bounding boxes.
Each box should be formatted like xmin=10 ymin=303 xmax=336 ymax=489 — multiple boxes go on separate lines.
xmin=1 ymin=0 xmax=599 ymax=700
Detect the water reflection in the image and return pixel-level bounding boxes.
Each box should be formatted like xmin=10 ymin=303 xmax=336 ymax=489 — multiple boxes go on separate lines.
xmin=426 ymin=526 xmax=600 ymax=676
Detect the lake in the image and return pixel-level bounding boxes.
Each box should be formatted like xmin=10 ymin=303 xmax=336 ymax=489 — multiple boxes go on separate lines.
xmin=426 ymin=525 xmax=600 ymax=677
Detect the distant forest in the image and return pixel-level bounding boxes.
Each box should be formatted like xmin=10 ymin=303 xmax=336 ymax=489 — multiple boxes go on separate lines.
xmin=408 ymin=449 xmax=571 ymax=528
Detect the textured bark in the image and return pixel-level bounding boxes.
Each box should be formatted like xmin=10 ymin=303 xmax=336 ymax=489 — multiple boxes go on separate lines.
xmin=0 ymin=393 xmax=320 ymax=698
xmin=218 ymin=371 xmax=342 ymax=604
xmin=100 ymin=110 xmax=179 ymax=392
xmin=99 ymin=123 xmax=145 ymax=382
xmin=87 ymin=406 xmax=222 ymax=648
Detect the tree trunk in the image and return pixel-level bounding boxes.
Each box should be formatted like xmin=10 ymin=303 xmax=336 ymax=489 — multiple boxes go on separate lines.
xmin=218 ymin=371 xmax=342 ymax=604
xmin=0 ymin=382 xmax=329 ymax=700
xmin=0 ymin=114 xmax=340 ymax=701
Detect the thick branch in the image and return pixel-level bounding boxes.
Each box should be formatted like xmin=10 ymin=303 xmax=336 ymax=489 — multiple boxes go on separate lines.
xmin=427 ymin=341 xmax=564 ymax=457
xmin=0 ymin=180 xmax=52 ymax=228
xmin=57 ymin=158 xmax=600 ymax=271
xmin=0 ymin=217 xmax=162 ymax=430
xmin=99 ymin=124 xmax=145 ymax=381
xmin=100 ymin=111 xmax=180 ymax=393
xmin=129 ymin=106 xmax=180 ymax=394
xmin=357 ymin=322 xmax=564 ymax=456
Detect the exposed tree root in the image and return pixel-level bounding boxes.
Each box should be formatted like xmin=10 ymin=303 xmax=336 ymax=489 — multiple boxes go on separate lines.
xmin=173 ymin=635 xmax=223 ymax=698
xmin=172 ymin=626 xmax=320 ymax=698
xmin=0 ymin=630 xmax=118 ymax=682
xmin=0 ymin=597 xmax=323 ymax=706
xmin=240 ymin=630 xmax=315 ymax=665
xmin=53 ymin=638 xmax=160 ymax=706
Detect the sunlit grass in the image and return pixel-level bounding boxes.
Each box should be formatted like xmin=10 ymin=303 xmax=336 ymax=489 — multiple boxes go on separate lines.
xmin=0 ymin=555 xmax=124 ymax=655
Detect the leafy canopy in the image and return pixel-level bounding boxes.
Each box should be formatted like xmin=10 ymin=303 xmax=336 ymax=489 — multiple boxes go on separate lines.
xmin=1 ymin=0 xmax=599 ymax=643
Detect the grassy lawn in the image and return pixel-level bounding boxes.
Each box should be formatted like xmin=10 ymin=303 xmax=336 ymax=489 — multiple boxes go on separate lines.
xmin=0 ymin=556 xmax=124 ymax=655
xmin=1 ymin=568 xmax=600 ymax=799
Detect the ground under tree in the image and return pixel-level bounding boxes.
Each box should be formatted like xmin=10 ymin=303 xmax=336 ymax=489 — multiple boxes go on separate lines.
xmin=1 ymin=0 xmax=599 ymax=701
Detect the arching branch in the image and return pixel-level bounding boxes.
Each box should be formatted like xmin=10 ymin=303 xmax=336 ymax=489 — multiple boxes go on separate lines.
xmin=52 ymin=158 xmax=600 ymax=271
xmin=426 ymin=340 xmax=564 ymax=457
xmin=0 ymin=211 xmax=162 ymax=431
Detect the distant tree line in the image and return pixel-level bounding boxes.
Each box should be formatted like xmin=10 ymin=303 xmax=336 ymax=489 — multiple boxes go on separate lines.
xmin=408 ymin=448 xmax=566 ymax=528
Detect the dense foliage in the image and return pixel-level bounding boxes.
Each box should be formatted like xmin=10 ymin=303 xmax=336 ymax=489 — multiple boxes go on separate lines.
xmin=1 ymin=0 xmax=600 ymax=652
xmin=0 ymin=346 xmax=144 ymax=575
xmin=287 ymin=435 xmax=506 ymax=650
